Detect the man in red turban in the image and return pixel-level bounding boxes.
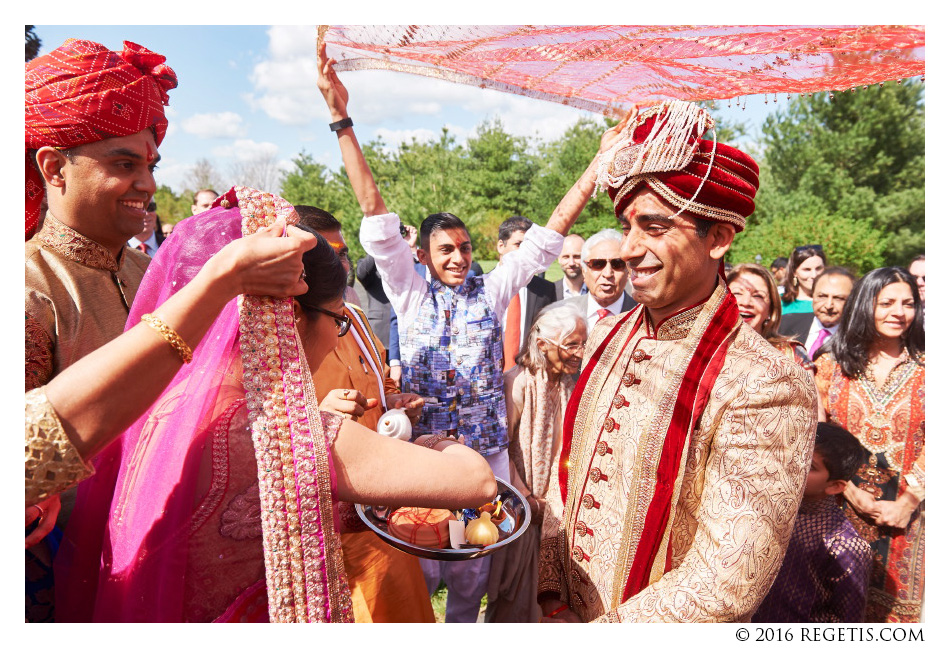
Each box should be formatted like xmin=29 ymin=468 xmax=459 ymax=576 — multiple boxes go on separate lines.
xmin=537 ymin=101 xmax=818 ymax=622
xmin=24 ymin=38 xmax=176 ymax=622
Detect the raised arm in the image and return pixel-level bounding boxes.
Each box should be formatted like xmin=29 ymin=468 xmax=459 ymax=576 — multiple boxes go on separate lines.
xmin=317 ymin=41 xmax=387 ymax=217
xmin=544 ymin=109 xmax=635 ymax=235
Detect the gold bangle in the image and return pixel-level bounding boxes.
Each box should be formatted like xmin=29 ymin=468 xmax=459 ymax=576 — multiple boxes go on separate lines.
xmin=141 ymin=313 xmax=193 ymax=364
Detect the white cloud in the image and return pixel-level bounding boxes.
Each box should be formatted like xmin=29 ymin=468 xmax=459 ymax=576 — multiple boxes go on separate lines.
xmin=180 ymin=112 xmax=247 ymax=139
xmin=246 ymin=25 xmax=596 ymax=143
xmin=211 ymin=139 xmax=280 ymax=161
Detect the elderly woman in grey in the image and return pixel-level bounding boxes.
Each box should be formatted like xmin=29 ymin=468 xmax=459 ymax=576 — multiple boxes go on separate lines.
xmin=486 ymin=301 xmax=587 ymax=623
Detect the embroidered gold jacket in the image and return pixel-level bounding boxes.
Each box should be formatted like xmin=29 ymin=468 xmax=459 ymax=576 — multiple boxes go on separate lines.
xmin=25 ymin=213 xmax=150 ymax=390
xmin=538 ymin=283 xmax=818 ymax=622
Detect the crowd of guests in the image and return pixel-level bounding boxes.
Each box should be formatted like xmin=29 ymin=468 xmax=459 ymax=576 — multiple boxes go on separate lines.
xmin=25 ymin=37 xmax=923 ymax=625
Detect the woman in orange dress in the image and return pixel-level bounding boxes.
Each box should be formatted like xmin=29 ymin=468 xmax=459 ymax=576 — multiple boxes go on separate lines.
xmin=814 ymin=267 xmax=924 ymax=623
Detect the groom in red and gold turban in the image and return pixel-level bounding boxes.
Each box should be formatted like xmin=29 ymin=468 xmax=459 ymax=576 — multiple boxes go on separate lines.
xmin=537 ymin=102 xmax=818 ymax=622
xmin=25 ymin=39 xmax=176 ymax=622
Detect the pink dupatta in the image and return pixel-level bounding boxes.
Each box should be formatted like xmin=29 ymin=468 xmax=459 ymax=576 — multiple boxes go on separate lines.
xmin=55 ymin=187 xmax=352 ymax=622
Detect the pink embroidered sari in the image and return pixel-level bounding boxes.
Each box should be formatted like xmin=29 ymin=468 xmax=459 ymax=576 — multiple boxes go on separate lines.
xmin=55 ymin=187 xmax=352 ymax=622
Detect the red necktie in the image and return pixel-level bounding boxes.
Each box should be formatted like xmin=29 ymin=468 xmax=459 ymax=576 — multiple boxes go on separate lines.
xmin=809 ymin=328 xmax=830 ymax=359
xmin=596 ymin=308 xmax=611 ymax=321
xmin=503 ymin=293 xmax=522 ymax=371
xmin=137 ymin=242 xmax=148 ymax=254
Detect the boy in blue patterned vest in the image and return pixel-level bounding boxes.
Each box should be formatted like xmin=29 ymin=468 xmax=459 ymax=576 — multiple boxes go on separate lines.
xmin=318 ymin=42 xmax=632 ymax=622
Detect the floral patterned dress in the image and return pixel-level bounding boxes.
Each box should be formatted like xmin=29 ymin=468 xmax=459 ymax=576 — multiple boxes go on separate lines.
xmin=815 ymin=353 xmax=924 ymax=623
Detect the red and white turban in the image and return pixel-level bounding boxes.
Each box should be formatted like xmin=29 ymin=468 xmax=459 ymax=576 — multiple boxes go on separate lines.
xmin=25 ymin=39 xmax=178 ymax=239
xmin=597 ymin=101 xmax=759 ymax=232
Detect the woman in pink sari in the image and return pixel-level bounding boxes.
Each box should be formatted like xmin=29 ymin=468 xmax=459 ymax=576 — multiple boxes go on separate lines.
xmin=56 ymin=187 xmax=495 ymax=622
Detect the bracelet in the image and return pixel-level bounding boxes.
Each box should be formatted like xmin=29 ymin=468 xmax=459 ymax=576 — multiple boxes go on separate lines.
xmin=545 ymin=604 xmax=569 ymax=618
xmin=141 ymin=313 xmax=193 ymax=364
xmin=329 ymin=117 xmax=353 ymax=132
xmin=419 ymin=434 xmax=454 ymax=450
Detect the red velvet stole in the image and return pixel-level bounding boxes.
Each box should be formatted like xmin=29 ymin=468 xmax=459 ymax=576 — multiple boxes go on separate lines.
xmin=621 ymin=293 xmax=738 ymax=601
xmin=557 ymin=292 xmax=740 ymax=604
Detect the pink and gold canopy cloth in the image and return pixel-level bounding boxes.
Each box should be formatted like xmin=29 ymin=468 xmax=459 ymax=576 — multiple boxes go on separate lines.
xmin=318 ymin=25 xmax=924 ymax=117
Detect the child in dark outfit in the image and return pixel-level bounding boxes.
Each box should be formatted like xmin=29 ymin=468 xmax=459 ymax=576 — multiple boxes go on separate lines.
xmin=753 ymin=422 xmax=872 ymax=622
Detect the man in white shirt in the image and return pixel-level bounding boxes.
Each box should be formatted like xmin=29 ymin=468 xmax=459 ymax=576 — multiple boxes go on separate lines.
xmin=555 ymin=233 xmax=587 ymax=300
xmin=560 ymin=229 xmax=636 ymax=331
xmin=780 ymin=266 xmax=854 ymax=359
xmin=317 ymin=40 xmax=631 ymax=623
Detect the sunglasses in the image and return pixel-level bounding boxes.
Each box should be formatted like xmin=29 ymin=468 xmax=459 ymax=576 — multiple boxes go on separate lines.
xmin=585 ymin=258 xmax=626 ymax=272
xmin=311 ymin=306 xmax=352 ymax=337
xmin=793 ymin=245 xmax=824 ymax=255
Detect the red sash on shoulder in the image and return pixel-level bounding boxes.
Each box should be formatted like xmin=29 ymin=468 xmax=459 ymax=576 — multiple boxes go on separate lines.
xmin=559 ymin=309 xmax=640 ymax=504
xmin=558 ymin=293 xmax=740 ymax=603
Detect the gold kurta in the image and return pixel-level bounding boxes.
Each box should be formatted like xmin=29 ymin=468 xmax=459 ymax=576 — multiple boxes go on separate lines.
xmin=25 ymin=213 xmax=150 ymax=391
xmin=539 ymin=284 xmax=818 ymax=622
xmin=25 ymin=388 xmax=94 ymax=507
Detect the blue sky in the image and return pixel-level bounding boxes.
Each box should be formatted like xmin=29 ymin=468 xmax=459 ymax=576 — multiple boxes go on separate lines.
xmin=34 ymin=25 xmax=784 ymax=196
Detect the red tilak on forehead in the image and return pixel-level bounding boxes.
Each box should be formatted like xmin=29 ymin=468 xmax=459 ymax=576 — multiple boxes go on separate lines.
xmin=447 ymin=231 xmax=470 ymax=246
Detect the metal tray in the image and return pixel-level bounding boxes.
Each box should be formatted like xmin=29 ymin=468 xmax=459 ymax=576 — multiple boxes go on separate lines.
xmin=354 ymin=477 xmax=531 ymax=560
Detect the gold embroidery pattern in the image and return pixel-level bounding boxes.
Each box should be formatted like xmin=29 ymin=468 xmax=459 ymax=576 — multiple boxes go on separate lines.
xmin=25 ymin=388 xmax=94 ymax=506
xmin=237 ymin=186 xmax=352 ymax=623
xmin=36 ymin=213 xmax=121 ymax=272
xmin=558 ymin=284 xmax=817 ymax=622
xmin=190 ymin=400 xmax=244 ymax=535
xmin=25 ymin=313 xmax=54 ymax=391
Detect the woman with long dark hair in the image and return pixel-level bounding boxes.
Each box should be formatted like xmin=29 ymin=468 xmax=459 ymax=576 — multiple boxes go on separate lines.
xmin=781 ymin=245 xmax=827 ymax=314
xmin=814 ymin=267 xmax=924 ymax=622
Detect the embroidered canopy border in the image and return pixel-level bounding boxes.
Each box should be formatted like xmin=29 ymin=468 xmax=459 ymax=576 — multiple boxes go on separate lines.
xmin=319 ymin=25 xmax=924 ymax=116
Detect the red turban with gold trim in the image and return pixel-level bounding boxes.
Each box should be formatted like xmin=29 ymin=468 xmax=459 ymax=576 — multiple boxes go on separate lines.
xmin=598 ymin=102 xmax=759 ymax=232
xmin=25 ymin=39 xmax=178 ymax=239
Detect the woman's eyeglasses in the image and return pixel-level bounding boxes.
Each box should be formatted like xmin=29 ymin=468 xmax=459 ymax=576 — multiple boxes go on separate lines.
xmin=541 ymin=336 xmax=585 ymax=355
xmin=585 ymin=258 xmax=626 ymax=271
xmin=311 ymin=306 xmax=352 ymax=337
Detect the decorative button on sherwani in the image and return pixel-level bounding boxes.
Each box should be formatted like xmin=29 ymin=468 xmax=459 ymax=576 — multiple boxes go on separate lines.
xmin=602 ymin=417 xmax=618 ymax=433
xmin=595 ymin=441 xmax=612 ymax=456
xmin=572 ymin=546 xmax=590 ymax=562
xmin=612 ymin=393 xmax=629 ymax=408
xmin=581 ymin=493 xmax=600 ymax=509
xmin=621 ymin=373 xmax=636 ymax=387
xmin=632 ymin=348 xmax=649 ymax=362
xmin=589 ymin=467 xmax=607 ymax=483
xmin=575 ymin=520 xmax=593 ymax=536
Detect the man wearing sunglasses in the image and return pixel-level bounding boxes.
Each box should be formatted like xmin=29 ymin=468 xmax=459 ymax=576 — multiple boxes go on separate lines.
xmin=318 ymin=44 xmax=632 ymax=623
xmin=538 ymin=102 xmax=817 ymax=623
xmin=559 ymin=229 xmax=636 ymax=332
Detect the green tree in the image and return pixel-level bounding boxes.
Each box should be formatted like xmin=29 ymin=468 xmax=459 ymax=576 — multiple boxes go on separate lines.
xmin=728 ymin=206 xmax=886 ymax=275
xmin=527 ymin=117 xmax=616 ymax=239
xmin=280 ymin=151 xmax=364 ymax=255
xmin=153 ymin=185 xmax=194 ymax=225
xmin=26 ymin=25 xmax=41 ymax=62
xmin=754 ymin=82 xmax=924 ymax=266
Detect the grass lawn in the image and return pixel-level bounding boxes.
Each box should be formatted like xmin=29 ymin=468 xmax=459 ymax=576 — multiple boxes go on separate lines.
xmin=429 ymin=582 xmax=488 ymax=623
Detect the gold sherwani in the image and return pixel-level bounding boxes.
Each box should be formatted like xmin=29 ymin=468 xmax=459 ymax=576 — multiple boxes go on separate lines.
xmin=25 ymin=213 xmax=150 ymax=390
xmin=538 ymin=283 xmax=818 ymax=622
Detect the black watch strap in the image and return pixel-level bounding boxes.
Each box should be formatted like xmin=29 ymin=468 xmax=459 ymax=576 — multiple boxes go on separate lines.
xmin=329 ymin=117 xmax=354 ymax=132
